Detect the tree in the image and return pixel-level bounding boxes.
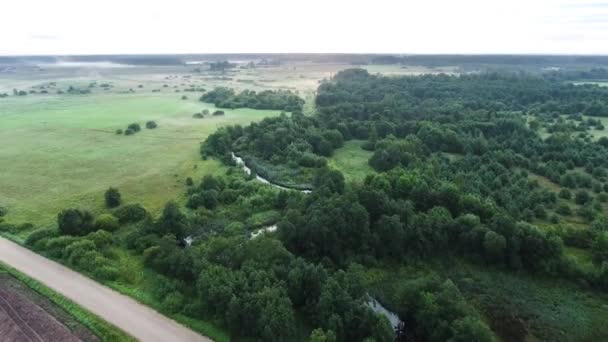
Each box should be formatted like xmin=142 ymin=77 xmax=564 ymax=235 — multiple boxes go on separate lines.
xmin=310 ymin=328 xmax=337 ymax=342
xmin=483 ymin=231 xmax=506 ymax=263
xmin=374 ymin=215 xmax=404 ymax=259
xmin=575 ymin=190 xmax=592 ymax=205
xmin=156 ymin=201 xmax=188 ymax=239
xmin=104 ymin=187 xmax=121 ymax=208
xmin=146 ymin=121 xmax=158 ymax=129
xmin=94 ymin=213 xmax=120 ymax=232
xmin=592 ymin=232 xmax=608 ymax=264
xmin=57 ymin=209 xmax=95 ymax=236
xmin=127 ymin=123 xmax=141 ymax=132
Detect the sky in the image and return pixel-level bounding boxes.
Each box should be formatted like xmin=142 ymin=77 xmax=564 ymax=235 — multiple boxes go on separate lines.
xmin=0 ymin=0 xmax=607 ymax=55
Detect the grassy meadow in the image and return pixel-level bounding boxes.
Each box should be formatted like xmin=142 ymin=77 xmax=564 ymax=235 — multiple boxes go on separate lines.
xmin=0 ymin=91 xmax=280 ymax=228
xmin=328 ymin=140 xmax=374 ymax=181
xmin=0 ymin=62 xmax=425 ymax=229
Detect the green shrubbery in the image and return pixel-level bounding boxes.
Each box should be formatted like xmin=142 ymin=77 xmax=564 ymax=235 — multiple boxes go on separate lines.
xmin=57 ymin=209 xmax=95 ymax=236
xmin=104 ymin=187 xmax=121 ymax=208
xmin=201 ymin=87 xmax=304 ymax=112
xmin=146 ymin=121 xmax=158 ymax=129
xmin=94 ymin=214 xmax=120 ymax=232
xmin=113 ymin=203 xmax=148 ymax=223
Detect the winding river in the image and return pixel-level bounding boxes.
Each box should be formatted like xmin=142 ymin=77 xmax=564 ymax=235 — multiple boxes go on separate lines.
xmin=232 ymin=152 xmax=402 ymax=331
xmin=231 ymin=152 xmax=311 ymax=193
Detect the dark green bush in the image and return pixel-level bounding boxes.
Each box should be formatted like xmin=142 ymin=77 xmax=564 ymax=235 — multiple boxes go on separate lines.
xmin=127 ymin=123 xmax=141 ymax=132
xmin=114 ymin=203 xmax=148 ymax=223
xmin=94 ymin=214 xmax=120 ymax=232
xmin=125 ymin=128 xmax=135 ymax=135
xmin=146 ymin=121 xmax=158 ymax=129
xmin=104 ymin=187 xmax=121 ymax=208
xmin=57 ymin=209 xmax=95 ymax=236
xmin=25 ymin=228 xmax=59 ymax=246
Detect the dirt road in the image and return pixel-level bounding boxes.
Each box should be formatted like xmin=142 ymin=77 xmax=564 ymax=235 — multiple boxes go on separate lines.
xmin=0 ymin=237 xmax=211 ymax=342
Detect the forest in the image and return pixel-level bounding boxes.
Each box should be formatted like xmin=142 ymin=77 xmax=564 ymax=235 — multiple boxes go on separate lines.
xmin=15 ymin=68 xmax=608 ymax=341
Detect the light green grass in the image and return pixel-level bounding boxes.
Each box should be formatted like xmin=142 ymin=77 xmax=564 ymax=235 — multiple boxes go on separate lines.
xmin=0 ymin=262 xmax=135 ymax=342
xmin=328 ymin=140 xmax=374 ymax=181
xmin=0 ymin=93 xmax=280 ymax=228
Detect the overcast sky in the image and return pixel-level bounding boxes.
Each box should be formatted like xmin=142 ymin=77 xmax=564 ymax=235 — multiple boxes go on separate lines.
xmin=1 ymin=0 xmax=607 ymax=55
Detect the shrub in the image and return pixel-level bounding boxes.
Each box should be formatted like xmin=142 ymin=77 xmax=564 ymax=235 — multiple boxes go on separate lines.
xmin=575 ymin=190 xmax=592 ymax=205
xmin=212 ymin=110 xmax=225 ymax=116
xmin=146 ymin=121 xmax=158 ymax=129
xmin=115 ymin=129 xmax=123 ymax=134
xmin=558 ymin=189 xmax=571 ymax=200
xmin=181 ymin=95 xmax=188 ymax=100
xmin=186 ymin=177 xmax=194 ymax=186
xmin=114 ymin=203 xmax=148 ymax=223
xmin=25 ymin=228 xmax=59 ymax=247
xmin=202 ymin=109 xmax=210 ymax=115
xmin=0 ymin=206 xmax=7 ymax=217
xmin=45 ymin=236 xmax=78 ymax=258
xmin=57 ymin=209 xmax=95 ymax=236
xmin=162 ymin=291 xmax=185 ymax=313
xmin=104 ymin=187 xmax=121 ymax=208
xmin=94 ymin=266 xmax=119 ymax=281
xmin=557 ymin=204 xmax=572 ymax=216
xmin=125 ymin=128 xmax=135 ymax=135
xmin=87 ymin=229 xmax=114 ymax=248
xmin=127 ymin=123 xmax=141 ymax=132
xmin=192 ymin=113 xmax=204 ymax=119
xmin=94 ymin=214 xmax=120 ymax=232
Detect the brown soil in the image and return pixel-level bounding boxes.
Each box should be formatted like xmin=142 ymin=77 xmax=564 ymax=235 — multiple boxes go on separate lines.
xmin=0 ymin=274 xmax=98 ymax=342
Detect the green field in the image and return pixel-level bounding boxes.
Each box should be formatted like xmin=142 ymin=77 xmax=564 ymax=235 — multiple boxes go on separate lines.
xmin=328 ymin=140 xmax=374 ymax=181
xmin=0 ymin=92 xmax=280 ymax=227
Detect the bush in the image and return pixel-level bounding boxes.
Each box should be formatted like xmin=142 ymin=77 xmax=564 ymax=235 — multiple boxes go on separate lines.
xmin=65 ymin=240 xmax=97 ymax=267
xmin=94 ymin=266 xmax=119 ymax=281
xmin=86 ymin=230 xmax=114 ymax=249
xmin=162 ymin=291 xmax=185 ymax=313
xmin=558 ymin=189 xmax=571 ymax=200
xmin=104 ymin=187 xmax=121 ymax=208
xmin=127 ymin=123 xmax=141 ymax=132
xmin=146 ymin=121 xmax=158 ymax=129
xmin=25 ymin=228 xmax=59 ymax=246
xmin=114 ymin=203 xmax=148 ymax=223
xmin=0 ymin=206 xmax=7 ymax=217
xmin=212 ymin=110 xmax=225 ymax=116
xmin=186 ymin=177 xmax=194 ymax=186
xmin=124 ymin=128 xmax=135 ymax=135
xmin=57 ymin=209 xmax=95 ymax=236
xmin=94 ymin=214 xmax=120 ymax=232
xmin=575 ymin=190 xmax=592 ymax=205
xmin=45 ymin=236 xmax=78 ymax=258
xmin=115 ymin=129 xmax=123 ymax=135
xmin=181 ymin=95 xmax=188 ymax=100
xmin=192 ymin=113 xmax=204 ymax=119
xmin=557 ymin=204 xmax=572 ymax=216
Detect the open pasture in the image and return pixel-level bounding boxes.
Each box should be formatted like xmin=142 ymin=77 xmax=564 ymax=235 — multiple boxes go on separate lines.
xmin=0 ymin=92 xmax=279 ymax=227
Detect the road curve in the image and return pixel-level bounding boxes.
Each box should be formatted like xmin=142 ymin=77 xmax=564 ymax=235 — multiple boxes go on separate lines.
xmin=0 ymin=237 xmax=211 ymax=342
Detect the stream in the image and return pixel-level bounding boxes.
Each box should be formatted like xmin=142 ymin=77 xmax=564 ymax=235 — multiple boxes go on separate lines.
xmin=231 ymin=152 xmax=311 ymax=193
xmin=187 ymin=154 xmax=403 ymax=333
xmin=366 ymin=296 xmax=402 ymax=330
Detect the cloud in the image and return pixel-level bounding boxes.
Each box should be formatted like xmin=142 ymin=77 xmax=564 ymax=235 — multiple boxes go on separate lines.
xmin=29 ymin=34 xmax=60 ymax=40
